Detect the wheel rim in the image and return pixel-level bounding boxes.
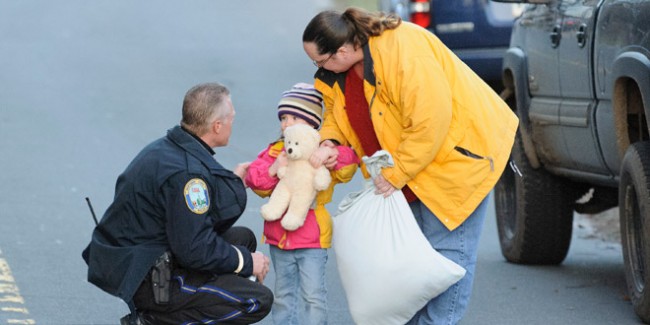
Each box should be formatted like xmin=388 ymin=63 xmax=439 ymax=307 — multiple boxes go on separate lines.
xmin=496 ymin=166 xmax=517 ymax=242
xmin=625 ymin=183 xmax=645 ymax=293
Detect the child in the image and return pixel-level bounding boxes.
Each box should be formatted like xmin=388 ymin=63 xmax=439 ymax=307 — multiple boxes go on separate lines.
xmin=245 ymin=83 xmax=358 ymax=325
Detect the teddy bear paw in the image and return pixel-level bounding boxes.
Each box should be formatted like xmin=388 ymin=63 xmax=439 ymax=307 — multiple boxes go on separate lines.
xmin=281 ymin=214 xmax=304 ymax=231
xmin=260 ymin=204 xmax=282 ymax=221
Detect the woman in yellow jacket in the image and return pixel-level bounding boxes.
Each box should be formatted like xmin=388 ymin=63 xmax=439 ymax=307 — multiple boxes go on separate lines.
xmin=302 ymin=7 xmax=518 ymax=325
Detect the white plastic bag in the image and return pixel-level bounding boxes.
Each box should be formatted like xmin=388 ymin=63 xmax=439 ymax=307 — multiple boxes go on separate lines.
xmin=333 ymin=151 xmax=466 ymax=325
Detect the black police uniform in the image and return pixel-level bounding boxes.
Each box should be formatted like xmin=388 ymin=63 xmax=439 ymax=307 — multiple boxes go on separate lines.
xmin=82 ymin=126 xmax=272 ymax=324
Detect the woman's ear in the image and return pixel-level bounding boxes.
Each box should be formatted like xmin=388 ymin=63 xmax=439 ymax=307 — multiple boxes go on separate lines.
xmin=337 ymin=43 xmax=357 ymax=59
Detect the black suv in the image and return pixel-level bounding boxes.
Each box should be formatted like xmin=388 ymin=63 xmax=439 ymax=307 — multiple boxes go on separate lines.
xmin=493 ymin=0 xmax=650 ymax=321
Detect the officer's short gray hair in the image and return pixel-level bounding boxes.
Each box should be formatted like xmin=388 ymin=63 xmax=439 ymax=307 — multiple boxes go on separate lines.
xmin=181 ymin=82 xmax=231 ymax=136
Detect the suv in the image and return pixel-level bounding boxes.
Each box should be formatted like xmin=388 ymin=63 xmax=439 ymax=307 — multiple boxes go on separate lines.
xmin=378 ymin=0 xmax=523 ymax=90
xmin=492 ymin=0 xmax=650 ymax=321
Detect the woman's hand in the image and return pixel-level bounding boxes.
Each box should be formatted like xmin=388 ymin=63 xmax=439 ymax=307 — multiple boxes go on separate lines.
xmin=373 ymin=174 xmax=397 ymax=197
xmin=310 ymin=140 xmax=338 ymax=169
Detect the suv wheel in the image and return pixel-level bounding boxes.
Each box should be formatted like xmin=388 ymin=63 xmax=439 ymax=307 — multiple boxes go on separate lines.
xmin=620 ymin=141 xmax=650 ymax=323
xmin=494 ymin=131 xmax=575 ymax=264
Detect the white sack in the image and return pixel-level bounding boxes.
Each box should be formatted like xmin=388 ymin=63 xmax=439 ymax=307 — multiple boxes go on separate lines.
xmin=333 ymin=151 xmax=466 ymax=325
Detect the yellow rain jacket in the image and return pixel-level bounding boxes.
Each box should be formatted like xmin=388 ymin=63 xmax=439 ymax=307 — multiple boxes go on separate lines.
xmin=314 ymin=22 xmax=518 ymax=230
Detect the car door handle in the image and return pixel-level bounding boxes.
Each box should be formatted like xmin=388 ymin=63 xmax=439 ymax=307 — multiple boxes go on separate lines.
xmin=576 ymin=24 xmax=587 ymax=48
xmin=550 ymin=25 xmax=561 ymax=48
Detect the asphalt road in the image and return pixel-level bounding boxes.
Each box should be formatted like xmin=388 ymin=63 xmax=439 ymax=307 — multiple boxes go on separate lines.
xmin=0 ymin=1 xmax=643 ymax=324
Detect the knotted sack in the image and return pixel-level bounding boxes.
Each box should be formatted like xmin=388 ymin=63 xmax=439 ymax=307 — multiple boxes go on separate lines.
xmin=333 ymin=151 xmax=466 ymax=325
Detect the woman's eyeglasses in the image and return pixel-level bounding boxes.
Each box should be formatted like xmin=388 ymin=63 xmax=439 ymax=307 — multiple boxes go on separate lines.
xmin=312 ymin=52 xmax=335 ymax=68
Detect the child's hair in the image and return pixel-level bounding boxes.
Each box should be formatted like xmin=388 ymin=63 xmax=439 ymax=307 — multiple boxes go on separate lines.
xmin=277 ymin=83 xmax=324 ymax=129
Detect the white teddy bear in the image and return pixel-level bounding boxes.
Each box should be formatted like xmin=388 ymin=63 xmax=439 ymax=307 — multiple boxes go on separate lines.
xmin=260 ymin=124 xmax=332 ymax=231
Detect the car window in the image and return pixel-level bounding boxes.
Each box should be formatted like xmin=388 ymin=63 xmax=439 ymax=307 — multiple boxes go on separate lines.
xmin=486 ymin=2 xmax=525 ymax=24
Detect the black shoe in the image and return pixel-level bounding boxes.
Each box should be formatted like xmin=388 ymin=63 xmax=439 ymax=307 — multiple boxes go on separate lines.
xmin=120 ymin=312 xmax=154 ymax=325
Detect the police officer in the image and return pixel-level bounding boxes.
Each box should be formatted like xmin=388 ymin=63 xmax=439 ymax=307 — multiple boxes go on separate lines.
xmin=82 ymin=82 xmax=273 ymax=324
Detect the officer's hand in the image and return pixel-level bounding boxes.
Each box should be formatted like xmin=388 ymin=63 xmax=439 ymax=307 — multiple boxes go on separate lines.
xmin=234 ymin=162 xmax=251 ymax=182
xmin=251 ymin=251 xmax=270 ymax=284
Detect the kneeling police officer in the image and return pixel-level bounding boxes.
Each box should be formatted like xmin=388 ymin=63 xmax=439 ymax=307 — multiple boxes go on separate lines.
xmin=82 ymin=82 xmax=273 ymax=324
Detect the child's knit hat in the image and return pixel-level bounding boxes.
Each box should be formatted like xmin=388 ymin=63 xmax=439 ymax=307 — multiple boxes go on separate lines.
xmin=277 ymin=83 xmax=323 ymax=129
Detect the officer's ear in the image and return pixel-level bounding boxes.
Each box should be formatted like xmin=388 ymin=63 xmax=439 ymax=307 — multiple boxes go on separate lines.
xmin=212 ymin=118 xmax=223 ymax=134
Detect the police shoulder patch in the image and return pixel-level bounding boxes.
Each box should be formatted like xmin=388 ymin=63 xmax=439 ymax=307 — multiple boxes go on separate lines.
xmin=184 ymin=178 xmax=210 ymax=214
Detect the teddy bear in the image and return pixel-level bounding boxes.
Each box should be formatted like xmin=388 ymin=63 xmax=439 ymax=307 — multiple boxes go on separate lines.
xmin=260 ymin=123 xmax=332 ymax=231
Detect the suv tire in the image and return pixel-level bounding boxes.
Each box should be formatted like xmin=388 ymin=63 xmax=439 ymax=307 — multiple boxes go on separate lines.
xmin=495 ymin=131 xmax=575 ymax=264
xmin=620 ymin=141 xmax=650 ymax=323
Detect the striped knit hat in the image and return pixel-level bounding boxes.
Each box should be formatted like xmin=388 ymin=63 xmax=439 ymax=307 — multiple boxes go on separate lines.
xmin=277 ymin=83 xmax=323 ymax=129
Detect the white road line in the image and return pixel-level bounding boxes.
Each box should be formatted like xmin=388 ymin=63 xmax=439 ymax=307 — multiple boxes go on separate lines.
xmin=0 ymin=250 xmax=35 ymax=324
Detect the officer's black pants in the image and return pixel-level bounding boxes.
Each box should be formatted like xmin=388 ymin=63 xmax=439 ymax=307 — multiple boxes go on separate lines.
xmin=132 ymin=227 xmax=273 ymax=324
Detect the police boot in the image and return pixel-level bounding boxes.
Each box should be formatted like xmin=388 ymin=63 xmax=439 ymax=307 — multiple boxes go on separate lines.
xmin=119 ymin=311 xmax=155 ymax=325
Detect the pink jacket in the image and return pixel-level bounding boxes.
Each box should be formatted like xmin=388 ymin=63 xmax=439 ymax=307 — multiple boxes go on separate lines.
xmin=245 ymin=140 xmax=358 ymax=250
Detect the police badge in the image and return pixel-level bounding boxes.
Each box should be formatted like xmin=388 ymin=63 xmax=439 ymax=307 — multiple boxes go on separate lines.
xmin=184 ymin=178 xmax=210 ymax=214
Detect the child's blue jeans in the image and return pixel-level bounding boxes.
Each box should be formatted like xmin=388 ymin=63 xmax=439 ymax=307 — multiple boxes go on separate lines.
xmin=269 ymin=246 xmax=328 ymax=325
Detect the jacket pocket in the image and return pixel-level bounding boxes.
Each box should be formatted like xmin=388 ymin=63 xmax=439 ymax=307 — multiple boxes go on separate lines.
xmin=454 ymin=146 xmax=494 ymax=171
xmin=428 ymin=146 xmax=493 ymax=206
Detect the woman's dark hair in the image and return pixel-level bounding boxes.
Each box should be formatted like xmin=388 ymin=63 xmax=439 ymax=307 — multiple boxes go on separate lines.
xmin=302 ymin=7 xmax=401 ymax=55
